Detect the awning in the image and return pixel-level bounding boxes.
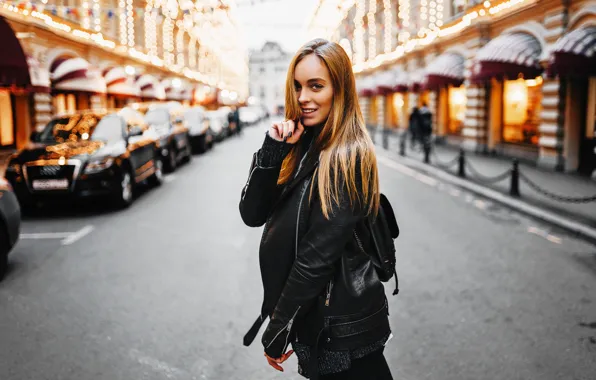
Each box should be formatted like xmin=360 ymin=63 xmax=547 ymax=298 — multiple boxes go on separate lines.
xmin=548 ymin=26 xmax=596 ymax=77
xmin=357 ymin=76 xmax=376 ymax=97
xmin=162 ymin=78 xmax=193 ymax=101
xmin=0 ymin=16 xmax=31 ymax=88
xmin=50 ymin=57 xmax=107 ymax=93
xmin=102 ymin=66 xmax=140 ymax=97
xmin=471 ymin=32 xmax=543 ymax=82
xmin=374 ymin=70 xmax=395 ymax=94
xmin=392 ymin=70 xmax=409 ymax=92
xmin=408 ymin=70 xmax=425 ymax=92
xmin=27 ymin=56 xmax=50 ymax=91
xmin=137 ymin=74 xmax=166 ymax=100
xmin=424 ymin=53 xmax=465 ymax=89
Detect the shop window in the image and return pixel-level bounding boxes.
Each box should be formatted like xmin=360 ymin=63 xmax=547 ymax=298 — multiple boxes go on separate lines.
xmin=53 ymin=94 xmax=66 ymax=115
xmin=392 ymin=93 xmax=405 ymax=128
xmin=0 ymin=90 xmax=14 ymax=146
xmin=503 ymin=77 xmax=543 ymax=145
xmin=67 ymin=94 xmax=77 ymax=113
xmin=587 ymin=77 xmax=596 ymax=139
xmin=448 ymin=85 xmax=466 ymax=135
xmin=369 ymin=97 xmax=378 ymax=126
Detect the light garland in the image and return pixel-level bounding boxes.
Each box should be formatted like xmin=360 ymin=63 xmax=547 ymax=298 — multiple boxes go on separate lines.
xmin=429 ymin=0 xmax=437 ymax=30
xmin=188 ymin=36 xmax=197 ymax=69
xmin=118 ymin=0 xmax=126 ymax=45
xmin=126 ymin=0 xmax=134 ymax=47
xmin=354 ymin=0 xmax=365 ymax=64
xmin=176 ymin=26 xmax=185 ymax=67
xmin=352 ymin=0 xmax=531 ymax=73
xmin=383 ymin=0 xmax=392 ymax=53
xmin=81 ymin=0 xmax=90 ymax=30
xmin=367 ymin=0 xmax=376 ymax=60
xmin=398 ymin=0 xmax=410 ymax=43
xmin=0 ymin=0 xmax=246 ymax=95
xmin=437 ymin=0 xmax=444 ymax=27
xmin=93 ymin=0 xmax=100 ymax=32
xmin=163 ymin=16 xmax=174 ymax=66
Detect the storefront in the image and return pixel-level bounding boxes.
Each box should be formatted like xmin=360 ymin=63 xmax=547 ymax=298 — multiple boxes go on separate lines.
xmin=136 ymin=74 xmax=166 ymax=102
xmin=49 ymin=55 xmax=107 ymax=114
xmin=103 ymin=66 xmax=141 ymax=109
xmin=472 ymin=31 xmax=544 ymax=160
xmin=549 ymin=25 xmax=596 ymax=176
xmin=423 ymin=52 xmax=466 ymax=138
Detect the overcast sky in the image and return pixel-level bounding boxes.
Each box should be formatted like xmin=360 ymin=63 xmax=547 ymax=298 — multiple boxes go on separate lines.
xmin=234 ymin=0 xmax=319 ymax=54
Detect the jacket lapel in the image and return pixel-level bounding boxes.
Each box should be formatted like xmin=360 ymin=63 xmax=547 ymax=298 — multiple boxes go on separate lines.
xmin=278 ymin=153 xmax=319 ymax=203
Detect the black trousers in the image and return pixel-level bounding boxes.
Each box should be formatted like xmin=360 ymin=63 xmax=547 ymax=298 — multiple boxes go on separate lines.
xmin=319 ymin=349 xmax=393 ymax=380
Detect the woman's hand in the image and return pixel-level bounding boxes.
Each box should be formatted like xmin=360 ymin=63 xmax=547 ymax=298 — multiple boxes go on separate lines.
xmin=268 ymin=119 xmax=305 ymax=144
xmin=265 ymin=350 xmax=294 ymax=372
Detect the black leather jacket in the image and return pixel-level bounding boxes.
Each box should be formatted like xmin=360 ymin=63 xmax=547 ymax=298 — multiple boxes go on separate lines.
xmin=239 ymin=133 xmax=390 ymax=360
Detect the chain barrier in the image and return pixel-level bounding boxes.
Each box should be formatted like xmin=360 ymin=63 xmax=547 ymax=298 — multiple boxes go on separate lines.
xmin=518 ymin=172 xmax=596 ymax=203
xmin=430 ymin=148 xmax=459 ymax=170
xmin=464 ymin=160 xmax=511 ymax=184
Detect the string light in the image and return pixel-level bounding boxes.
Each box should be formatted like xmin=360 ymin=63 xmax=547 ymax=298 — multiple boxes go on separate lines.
xmin=367 ymin=0 xmax=376 ymax=60
xmin=93 ymin=0 xmax=101 ymax=32
xmin=163 ymin=17 xmax=175 ymax=66
xmin=383 ymin=0 xmax=392 ymax=53
xmin=127 ymin=0 xmax=134 ymax=47
xmin=437 ymin=0 xmax=444 ymax=27
xmin=82 ymin=0 xmax=90 ymax=30
xmin=189 ymin=36 xmax=197 ymax=69
xmin=429 ymin=0 xmax=437 ymax=30
xmin=176 ymin=27 xmax=185 ymax=68
xmin=354 ymin=0 xmax=366 ymax=64
xmin=398 ymin=0 xmax=410 ymax=43
xmin=119 ymin=0 xmax=126 ymax=45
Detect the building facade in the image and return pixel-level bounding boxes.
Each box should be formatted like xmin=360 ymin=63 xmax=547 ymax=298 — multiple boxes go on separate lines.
xmin=309 ymin=0 xmax=596 ymax=176
xmin=249 ymin=41 xmax=291 ymax=115
xmin=0 ymin=0 xmax=248 ymax=150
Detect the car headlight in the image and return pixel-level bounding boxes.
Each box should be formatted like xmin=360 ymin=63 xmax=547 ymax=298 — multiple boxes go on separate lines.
xmin=84 ymin=157 xmax=114 ymax=174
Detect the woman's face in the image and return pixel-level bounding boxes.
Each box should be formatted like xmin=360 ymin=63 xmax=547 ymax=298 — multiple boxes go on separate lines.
xmin=294 ymin=54 xmax=333 ymax=127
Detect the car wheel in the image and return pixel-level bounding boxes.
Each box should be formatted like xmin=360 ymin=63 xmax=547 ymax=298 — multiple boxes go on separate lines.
xmin=148 ymin=158 xmax=163 ymax=187
xmin=165 ymin=146 xmax=177 ymax=173
xmin=116 ymin=169 xmax=134 ymax=208
xmin=0 ymin=224 xmax=8 ymax=281
xmin=182 ymin=137 xmax=192 ymax=163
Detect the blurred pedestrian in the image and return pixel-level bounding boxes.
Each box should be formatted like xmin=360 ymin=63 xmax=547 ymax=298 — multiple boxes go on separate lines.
xmin=408 ymin=106 xmax=420 ymax=149
xmin=419 ymin=102 xmax=433 ymax=149
xmin=239 ymin=38 xmax=393 ymax=380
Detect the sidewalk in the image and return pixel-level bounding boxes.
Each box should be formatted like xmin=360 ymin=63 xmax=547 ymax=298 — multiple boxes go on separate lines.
xmin=379 ymin=132 xmax=596 ymax=237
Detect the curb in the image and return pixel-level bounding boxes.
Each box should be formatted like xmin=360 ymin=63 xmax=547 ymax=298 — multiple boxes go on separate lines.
xmin=377 ymin=150 xmax=596 ymax=243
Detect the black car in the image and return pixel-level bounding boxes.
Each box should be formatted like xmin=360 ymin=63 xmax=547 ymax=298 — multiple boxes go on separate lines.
xmin=4 ymin=109 xmax=163 ymax=209
xmin=0 ymin=177 xmax=20 ymax=280
xmin=134 ymin=102 xmax=192 ymax=172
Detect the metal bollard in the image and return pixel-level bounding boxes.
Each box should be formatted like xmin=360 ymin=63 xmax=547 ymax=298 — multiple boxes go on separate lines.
xmin=382 ymin=128 xmax=389 ymax=150
xmin=423 ymin=139 xmax=431 ymax=164
xmin=399 ymin=132 xmax=406 ymax=157
xmin=458 ymin=148 xmax=466 ymax=178
xmin=510 ymin=159 xmax=520 ymax=197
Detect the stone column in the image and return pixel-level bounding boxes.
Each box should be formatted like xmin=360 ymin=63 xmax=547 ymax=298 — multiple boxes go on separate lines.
xmin=462 ymin=84 xmax=488 ymax=152
xmin=33 ymin=93 xmax=52 ymax=132
xmin=538 ymin=78 xmax=565 ymax=170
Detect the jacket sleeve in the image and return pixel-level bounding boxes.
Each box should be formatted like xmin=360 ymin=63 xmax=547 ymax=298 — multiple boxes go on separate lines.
xmin=239 ymin=133 xmax=292 ymax=227
xmin=261 ymin=171 xmax=366 ymax=358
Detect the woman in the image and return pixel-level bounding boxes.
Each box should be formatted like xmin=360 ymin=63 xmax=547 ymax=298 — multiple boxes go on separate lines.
xmin=239 ymin=38 xmax=393 ymax=379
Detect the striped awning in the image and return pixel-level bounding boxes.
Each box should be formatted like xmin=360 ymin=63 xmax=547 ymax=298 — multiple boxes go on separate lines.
xmin=50 ymin=57 xmax=107 ymax=93
xmin=408 ymin=70 xmax=425 ymax=92
xmin=162 ymin=78 xmax=193 ymax=101
xmin=102 ymin=66 xmax=140 ymax=97
xmin=424 ymin=53 xmax=465 ymax=89
xmin=26 ymin=56 xmax=50 ymax=90
xmin=471 ymin=32 xmax=543 ymax=82
xmin=357 ymin=76 xmax=376 ymax=97
xmin=549 ymin=26 xmax=596 ymax=77
xmin=136 ymin=74 xmax=166 ymax=100
xmin=374 ymin=70 xmax=395 ymax=94
xmin=392 ymin=70 xmax=409 ymax=92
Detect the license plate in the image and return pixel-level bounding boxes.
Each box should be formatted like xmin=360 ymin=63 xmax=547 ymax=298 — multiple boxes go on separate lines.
xmin=32 ymin=179 xmax=69 ymax=190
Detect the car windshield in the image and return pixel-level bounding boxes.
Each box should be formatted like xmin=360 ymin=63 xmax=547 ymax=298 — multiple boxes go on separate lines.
xmin=91 ymin=115 xmax=125 ymax=143
xmin=145 ymin=109 xmax=170 ymax=127
xmin=37 ymin=114 xmax=102 ymax=143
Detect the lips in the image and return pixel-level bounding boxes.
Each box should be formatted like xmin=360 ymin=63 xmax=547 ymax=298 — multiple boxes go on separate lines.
xmin=302 ymin=108 xmax=317 ymax=116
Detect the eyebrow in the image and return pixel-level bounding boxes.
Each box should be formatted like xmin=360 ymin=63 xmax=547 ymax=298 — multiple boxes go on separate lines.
xmin=294 ymin=78 xmax=327 ymax=85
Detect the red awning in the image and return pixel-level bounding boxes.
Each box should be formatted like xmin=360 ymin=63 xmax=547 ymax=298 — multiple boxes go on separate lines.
xmin=548 ymin=26 xmax=596 ymax=77
xmin=50 ymin=56 xmax=107 ymax=94
xmin=471 ymin=32 xmax=543 ymax=82
xmin=423 ymin=53 xmax=465 ymax=90
xmin=392 ymin=71 xmax=409 ymax=92
xmin=408 ymin=70 xmax=425 ymax=92
xmin=0 ymin=16 xmax=30 ymax=88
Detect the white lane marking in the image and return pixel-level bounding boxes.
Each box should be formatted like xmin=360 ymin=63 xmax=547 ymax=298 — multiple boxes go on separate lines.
xmin=129 ymin=348 xmax=189 ymax=379
xmin=164 ymin=174 xmax=176 ymax=183
xmin=61 ymin=225 xmax=94 ymax=245
xmin=20 ymin=232 xmax=72 ymax=239
xmin=528 ymin=226 xmax=562 ymax=244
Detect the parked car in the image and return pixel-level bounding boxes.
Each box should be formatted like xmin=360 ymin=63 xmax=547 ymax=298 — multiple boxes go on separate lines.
xmin=218 ymin=106 xmax=237 ymax=136
xmin=137 ymin=102 xmax=192 ymax=172
xmin=0 ymin=177 xmax=20 ymax=280
xmin=4 ymin=109 xmax=163 ymax=209
xmin=205 ymin=110 xmax=228 ymax=142
xmin=183 ymin=106 xmax=213 ymax=153
xmin=239 ymin=106 xmax=260 ymax=126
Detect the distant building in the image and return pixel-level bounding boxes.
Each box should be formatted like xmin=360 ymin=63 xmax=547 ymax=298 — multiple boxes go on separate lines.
xmin=249 ymin=42 xmax=291 ymax=116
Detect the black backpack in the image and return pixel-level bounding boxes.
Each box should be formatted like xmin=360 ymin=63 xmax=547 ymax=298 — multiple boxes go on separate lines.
xmin=354 ymin=193 xmax=400 ymax=295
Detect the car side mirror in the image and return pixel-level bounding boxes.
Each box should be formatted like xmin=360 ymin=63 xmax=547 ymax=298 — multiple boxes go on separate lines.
xmin=128 ymin=126 xmax=143 ymax=137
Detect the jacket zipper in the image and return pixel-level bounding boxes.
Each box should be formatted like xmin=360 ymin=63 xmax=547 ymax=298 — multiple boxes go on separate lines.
xmin=325 ymin=280 xmax=334 ymax=306
xmin=353 ymin=230 xmax=367 ymax=256
xmin=266 ymin=306 xmax=301 ymax=350
xmin=295 ymin=176 xmax=312 ymax=259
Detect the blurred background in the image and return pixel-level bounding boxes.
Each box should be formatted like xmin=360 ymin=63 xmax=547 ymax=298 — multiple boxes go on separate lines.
xmin=0 ymin=0 xmax=595 ymax=379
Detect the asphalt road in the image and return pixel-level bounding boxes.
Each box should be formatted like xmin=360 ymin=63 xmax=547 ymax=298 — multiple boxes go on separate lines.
xmin=1 ymin=120 xmax=595 ymax=380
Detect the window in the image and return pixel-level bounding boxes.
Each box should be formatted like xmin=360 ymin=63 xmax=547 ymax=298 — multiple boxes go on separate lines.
xmin=260 ymin=86 xmax=266 ymax=99
xmin=448 ymin=85 xmax=466 ymax=135
xmin=92 ymin=115 xmax=125 ymax=143
xmin=0 ymin=90 xmax=14 ymax=146
xmin=503 ymin=77 xmax=543 ymax=145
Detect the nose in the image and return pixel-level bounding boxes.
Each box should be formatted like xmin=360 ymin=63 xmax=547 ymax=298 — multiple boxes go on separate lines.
xmin=298 ymin=89 xmax=310 ymax=105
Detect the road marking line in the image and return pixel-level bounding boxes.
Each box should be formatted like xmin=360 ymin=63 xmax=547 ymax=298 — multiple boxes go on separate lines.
xmin=547 ymin=235 xmax=563 ymax=244
xmin=20 ymin=232 xmax=72 ymax=239
xmin=61 ymin=225 xmax=94 ymax=245
xmin=528 ymin=226 xmax=562 ymax=244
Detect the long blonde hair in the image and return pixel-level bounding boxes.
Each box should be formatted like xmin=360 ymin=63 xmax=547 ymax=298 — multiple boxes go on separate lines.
xmin=279 ymin=38 xmax=380 ymax=219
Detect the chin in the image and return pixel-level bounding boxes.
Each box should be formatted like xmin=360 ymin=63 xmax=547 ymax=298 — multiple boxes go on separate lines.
xmin=302 ymin=117 xmax=326 ymax=127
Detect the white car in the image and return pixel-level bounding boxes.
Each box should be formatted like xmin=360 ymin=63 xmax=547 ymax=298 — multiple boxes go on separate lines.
xmin=184 ymin=106 xmax=212 ymax=153
xmin=205 ymin=110 xmax=228 ymax=142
